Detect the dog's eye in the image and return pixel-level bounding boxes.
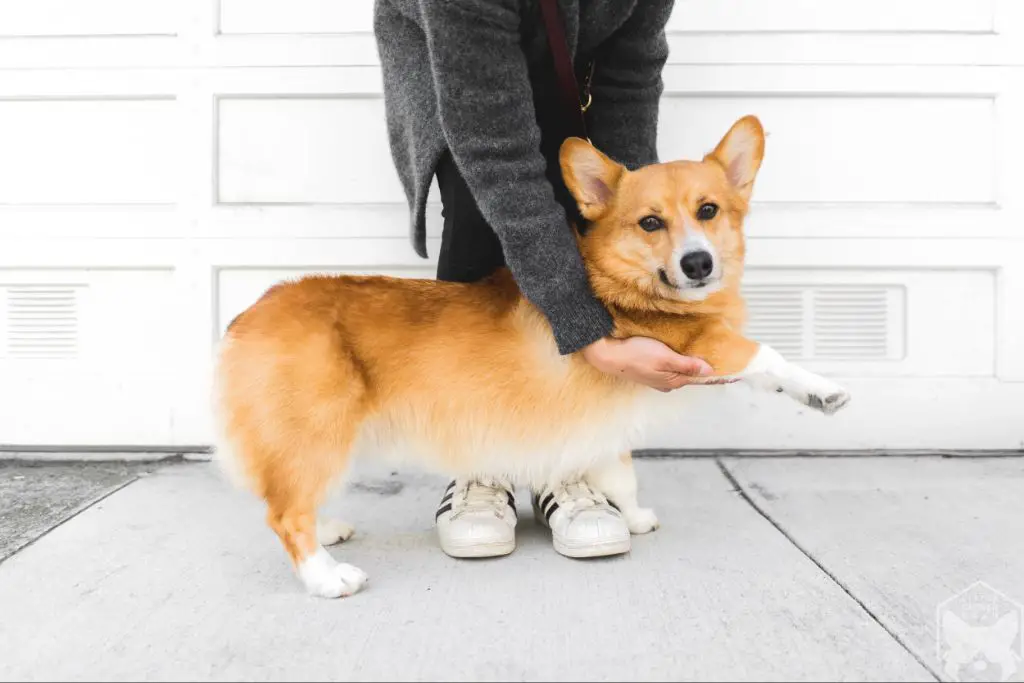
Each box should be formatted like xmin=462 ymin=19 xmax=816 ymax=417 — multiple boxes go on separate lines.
xmin=697 ymin=203 xmax=719 ymax=221
xmin=639 ymin=216 xmax=665 ymax=232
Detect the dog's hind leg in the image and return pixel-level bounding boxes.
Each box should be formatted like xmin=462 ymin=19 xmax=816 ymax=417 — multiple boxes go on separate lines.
xmin=217 ymin=292 xmax=377 ymax=598
xmin=263 ymin=437 xmax=368 ymax=599
xmin=268 ymin=504 xmax=367 ymax=599
xmin=586 ymin=452 xmax=660 ymax=534
xmin=226 ymin=347 xmax=371 ymax=598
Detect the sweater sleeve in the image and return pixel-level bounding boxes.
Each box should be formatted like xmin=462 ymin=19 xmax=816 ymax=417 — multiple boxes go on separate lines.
xmin=585 ymin=0 xmax=674 ymax=169
xmin=417 ymin=0 xmax=613 ymax=355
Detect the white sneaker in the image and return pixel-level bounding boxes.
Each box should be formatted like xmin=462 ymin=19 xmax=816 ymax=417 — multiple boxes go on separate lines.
xmin=436 ymin=478 xmax=517 ymax=558
xmin=533 ymin=481 xmax=631 ymax=558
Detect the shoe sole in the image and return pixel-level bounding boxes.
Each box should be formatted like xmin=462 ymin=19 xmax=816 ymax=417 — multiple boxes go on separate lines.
xmin=440 ymin=538 xmax=516 ymax=559
xmin=551 ymin=533 xmax=631 ymax=559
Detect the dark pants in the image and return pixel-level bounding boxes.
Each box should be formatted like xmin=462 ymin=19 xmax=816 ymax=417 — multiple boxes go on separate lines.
xmin=435 ymin=102 xmax=582 ymax=283
xmin=435 ymin=153 xmax=507 ymax=283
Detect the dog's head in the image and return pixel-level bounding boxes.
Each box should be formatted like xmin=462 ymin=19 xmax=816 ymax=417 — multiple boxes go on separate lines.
xmin=560 ymin=115 xmax=765 ymax=313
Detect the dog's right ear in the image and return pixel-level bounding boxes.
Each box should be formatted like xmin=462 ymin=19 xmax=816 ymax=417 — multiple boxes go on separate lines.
xmin=560 ymin=138 xmax=624 ymax=221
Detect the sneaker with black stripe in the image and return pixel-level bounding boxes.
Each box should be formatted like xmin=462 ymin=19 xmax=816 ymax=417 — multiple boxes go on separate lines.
xmin=532 ymin=481 xmax=631 ymax=558
xmin=436 ymin=478 xmax=517 ymax=558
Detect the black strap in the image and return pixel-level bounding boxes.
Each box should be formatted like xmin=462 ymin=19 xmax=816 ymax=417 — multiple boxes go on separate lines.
xmin=538 ymin=0 xmax=590 ymax=140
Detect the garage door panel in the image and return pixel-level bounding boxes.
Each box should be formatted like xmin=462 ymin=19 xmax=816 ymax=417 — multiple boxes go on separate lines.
xmin=666 ymin=0 xmax=993 ymax=33
xmin=0 ymin=269 xmax=177 ymax=444
xmin=0 ymin=0 xmax=178 ymax=37
xmin=0 ymin=207 xmax=180 ymax=239
xmin=219 ymin=0 xmax=372 ymax=35
xmin=659 ymin=96 xmax=995 ymax=205
xmin=203 ymin=204 xmax=442 ymax=239
xmin=744 ymin=205 xmax=1015 ymax=239
xmin=743 ymin=269 xmax=994 ymax=378
xmin=0 ymin=99 xmax=178 ymax=205
xmin=217 ymin=97 xmax=405 ymax=205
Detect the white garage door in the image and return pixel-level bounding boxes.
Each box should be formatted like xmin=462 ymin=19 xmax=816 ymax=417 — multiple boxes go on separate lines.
xmin=1 ymin=1 xmax=1022 ymax=451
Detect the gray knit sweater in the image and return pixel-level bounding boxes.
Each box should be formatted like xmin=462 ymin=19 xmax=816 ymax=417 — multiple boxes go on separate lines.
xmin=374 ymin=0 xmax=674 ymax=354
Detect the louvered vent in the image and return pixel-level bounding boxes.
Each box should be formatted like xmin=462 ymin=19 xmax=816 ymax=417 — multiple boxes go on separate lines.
xmin=744 ymin=287 xmax=805 ymax=358
xmin=3 ymin=285 xmax=80 ymax=359
xmin=813 ymin=288 xmax=889 ymax=359
xmin=744 ymin=284 xmax=900 ymax=361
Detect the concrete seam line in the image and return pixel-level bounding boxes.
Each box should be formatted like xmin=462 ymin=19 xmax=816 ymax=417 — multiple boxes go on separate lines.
xmin=0 ymin=476 xmax=141 ymax=568
xmin=714 ymin=457 xmax=941 ymax=682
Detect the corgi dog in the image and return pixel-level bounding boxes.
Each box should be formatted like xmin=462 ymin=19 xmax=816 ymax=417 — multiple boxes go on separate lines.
xmin=214 ymin=115 xmax=851 ymax=599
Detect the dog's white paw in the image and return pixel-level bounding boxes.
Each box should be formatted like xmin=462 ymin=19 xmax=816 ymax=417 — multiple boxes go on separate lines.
xmin=298 ymin=549 xmax=368 ymax=599
xmin=806 ymin=387 xmax=852 ymax=416
xmin=784 ymin=371 xmax=852 ymax=416
xmin=303 ymin=562 xmax=368 ymax=599
xmin=799 ymin=375 xmax=852 ymax=416
xmin=746 ymin=345 xmax=851 ymax=416
xmin=316 ymin=519 xmax=355 ymax=546
xmin=624 ymin=507 xmax=660 ymax=534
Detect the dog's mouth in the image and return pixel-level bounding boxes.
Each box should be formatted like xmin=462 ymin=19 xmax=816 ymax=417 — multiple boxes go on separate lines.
xmin=658 ymin=268 xmax=679 ymax=289
xmin=658 ymin=268 xmax=716 ymax=291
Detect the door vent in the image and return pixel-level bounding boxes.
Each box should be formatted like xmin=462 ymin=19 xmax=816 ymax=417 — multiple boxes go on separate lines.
xmin=813 ymin=287 xmax=889 ymax=360
xmin=3 ymin=285 xmax=81 ymax=359
xmin=744 ymin=284 xmax=902 ymax=361
xmin=744 ymin=286 xmax=805 ymax=358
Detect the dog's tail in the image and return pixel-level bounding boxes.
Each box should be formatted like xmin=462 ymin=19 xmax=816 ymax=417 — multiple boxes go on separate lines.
xmin=209 ymin=333 xmax=258 ymax=492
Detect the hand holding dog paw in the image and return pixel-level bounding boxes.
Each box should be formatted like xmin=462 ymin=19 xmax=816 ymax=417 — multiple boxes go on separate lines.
xmin=581 ymin=336 xmax=732 ymax=392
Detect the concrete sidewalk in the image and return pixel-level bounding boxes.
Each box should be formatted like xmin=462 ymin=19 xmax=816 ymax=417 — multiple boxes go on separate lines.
xmin=0 ymin=457 xmax=1022 ymax=682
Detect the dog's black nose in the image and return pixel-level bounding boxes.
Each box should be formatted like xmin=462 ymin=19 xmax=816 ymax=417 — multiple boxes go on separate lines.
xmin=680 ymin=250 xmax=714 ymax=281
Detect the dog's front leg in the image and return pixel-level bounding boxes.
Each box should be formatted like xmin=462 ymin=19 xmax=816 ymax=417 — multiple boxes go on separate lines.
xmin=736 ymin=344 xmax=851 ymax=415
xmin=687 ymin=323 xmax=852 ymax=416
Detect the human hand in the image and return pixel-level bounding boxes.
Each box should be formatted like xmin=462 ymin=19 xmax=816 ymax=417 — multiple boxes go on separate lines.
xmin=581 ymin=336 xmax=735 ymax=392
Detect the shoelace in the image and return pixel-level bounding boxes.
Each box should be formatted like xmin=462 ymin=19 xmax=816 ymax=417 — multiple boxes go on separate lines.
xmin=452 ymin=478 xmax=512 ymax=520
xmin=550 ymin=480 xmax=610 ymax=519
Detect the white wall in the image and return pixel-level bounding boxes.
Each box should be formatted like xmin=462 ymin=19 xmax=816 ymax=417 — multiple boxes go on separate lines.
xmin=0 ymin=0 xmax=1022 ymax=450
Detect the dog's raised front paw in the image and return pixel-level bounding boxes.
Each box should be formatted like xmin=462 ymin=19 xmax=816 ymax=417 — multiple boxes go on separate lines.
xmin=783 ymin=368 xmax=852 ymax=416
xmin=624 ymin=507 xmax=660 ymax=534
xmin=805 ymin=387 xmax=851 ymax=416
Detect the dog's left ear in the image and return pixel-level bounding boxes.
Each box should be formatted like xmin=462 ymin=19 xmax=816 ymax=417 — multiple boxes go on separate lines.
xmin=560 ymin=138 xmax=624 ymax=221
xmin=706 ymin=115 xmax=765 ymax=202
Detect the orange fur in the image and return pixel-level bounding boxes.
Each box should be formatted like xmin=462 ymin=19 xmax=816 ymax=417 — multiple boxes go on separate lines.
xmin=215 ymin=116 xmax=769 ymax=587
